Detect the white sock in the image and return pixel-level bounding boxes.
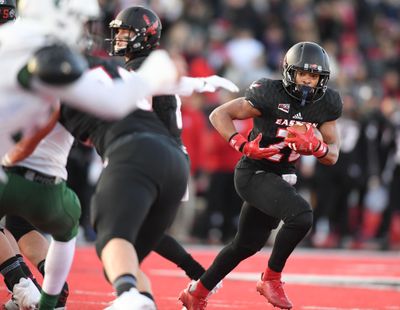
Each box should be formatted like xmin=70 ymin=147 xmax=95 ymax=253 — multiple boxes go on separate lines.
xmin=42 ymin=237 xmax=76 ymax=295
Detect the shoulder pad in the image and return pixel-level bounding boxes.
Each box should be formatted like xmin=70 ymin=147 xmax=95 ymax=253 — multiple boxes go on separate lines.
xmin=18 ymin=44 xmax=88 ymax=88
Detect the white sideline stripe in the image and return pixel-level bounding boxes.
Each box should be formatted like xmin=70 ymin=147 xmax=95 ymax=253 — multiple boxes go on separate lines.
xmin=150 ymin=269 xmax=400 ymax=290
xmin=303 ymin=307 xmax=377 ymax=310
xmin=185 ymin=245 xmax=400 ymax=258
xmin=66 ymin=300 xmax=110 ymax=306
xmin=303 ymin=307 xmax=400 ymax=310
xmin=72 ymin=290 xmax=115 ymax=297
xmin=0 ymin=287 xmax=113 ymax=306
xmin=166 ymin=295 xmax=269 ymax=306
xmin=0 ymin=286 xmax=115 ymax=297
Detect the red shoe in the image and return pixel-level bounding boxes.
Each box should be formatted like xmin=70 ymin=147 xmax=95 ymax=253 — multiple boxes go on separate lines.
xmin=256 ymin=279 xmax=293 ymax=309
xmin=178 ymin=282 xmax=208 ymax=310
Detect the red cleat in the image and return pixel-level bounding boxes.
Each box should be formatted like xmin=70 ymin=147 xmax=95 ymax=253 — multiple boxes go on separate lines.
xmin=178 ymin=282 xmax=208 ymax=310
xmin=256 ymin=279 xmax=293 ymax=309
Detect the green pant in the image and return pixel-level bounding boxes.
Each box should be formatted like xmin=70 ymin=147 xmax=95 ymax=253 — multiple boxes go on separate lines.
xmin=0 ymin=172 xmax=81 ymax=241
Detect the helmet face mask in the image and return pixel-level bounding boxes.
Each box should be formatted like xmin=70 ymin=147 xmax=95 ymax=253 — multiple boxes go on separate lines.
xmin=107 ymin=6 xmax=162 ymax=57
xmin=109 ymin=26 xmax=139 ymax=56
xmin=282 ymin=41 xmax=330 ymax=104
xmin=0 ymin=0 xmax=16 ymax=24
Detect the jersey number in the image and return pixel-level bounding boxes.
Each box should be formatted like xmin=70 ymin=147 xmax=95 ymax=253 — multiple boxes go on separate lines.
xmin=1 ymin=8 xmax=10 ymax=19
xmin=268 ymin=128 xmax=300 ymax=162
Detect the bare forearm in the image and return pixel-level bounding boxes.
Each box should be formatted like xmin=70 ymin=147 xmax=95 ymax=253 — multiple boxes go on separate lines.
xmin=209 ymin=108 xmax=238 ymax=141
xmin=317 ymin=143 xmax=339 ymax=165
xmin=317 ymin=120 xmax=340 ymax=165
xmin=209 ymin=98 xmax=259 ymax=141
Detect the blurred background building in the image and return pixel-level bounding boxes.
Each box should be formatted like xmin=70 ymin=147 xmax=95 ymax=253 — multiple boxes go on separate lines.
xmin=34 ymin=0 xmax=400 ymax=250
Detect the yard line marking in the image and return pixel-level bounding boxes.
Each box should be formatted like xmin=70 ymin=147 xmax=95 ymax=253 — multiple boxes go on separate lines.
xmin=150 ymin=269 xmax=400 ymax=290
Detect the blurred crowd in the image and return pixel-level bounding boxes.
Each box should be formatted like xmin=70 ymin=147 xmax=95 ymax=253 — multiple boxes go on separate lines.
xmin=65 ymin=0 xmax=400 ymax=250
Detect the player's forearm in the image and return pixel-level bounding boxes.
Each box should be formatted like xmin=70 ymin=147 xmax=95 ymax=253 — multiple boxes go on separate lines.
xmin=317 ymin=121 xmax=340 ymax=165
xmin=317 ymin=143 xmax=339 ymax=165
xmin=32 ymin=71 xmax=153 ymax=120
xmin=168 ymin=77 xmax=205 ymax=96
xmin=209 ymin=108 xmax=238 ymax=141
xmin=160 ymin=76 xmax=239 ymax=97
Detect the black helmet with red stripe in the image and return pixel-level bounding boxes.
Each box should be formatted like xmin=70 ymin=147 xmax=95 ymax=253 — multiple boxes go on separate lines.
xmin=107 ymin=6 xmax=162 ymax=57
xmin=0 ymin=0 xmax=16 ymax=24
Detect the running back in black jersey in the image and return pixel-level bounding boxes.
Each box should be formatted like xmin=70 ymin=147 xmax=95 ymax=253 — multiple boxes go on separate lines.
xmin=242 ymin=78 xmax=342 ymax=174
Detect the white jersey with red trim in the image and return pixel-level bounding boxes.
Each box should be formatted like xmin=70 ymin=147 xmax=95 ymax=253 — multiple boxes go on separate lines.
xmin=0 ymin=19 xmax=59 ymax=161
xmin=16 ymin=123 xmax=74 ymax=180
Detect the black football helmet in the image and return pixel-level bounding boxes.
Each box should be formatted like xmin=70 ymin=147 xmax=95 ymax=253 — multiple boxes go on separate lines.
xmin=282 ymin=41 xmax=330 ymax=104
xmin=107 ymin=6 xmax=162 ymax=57
xmin=0 ymin=0 xmax=16 ymax=24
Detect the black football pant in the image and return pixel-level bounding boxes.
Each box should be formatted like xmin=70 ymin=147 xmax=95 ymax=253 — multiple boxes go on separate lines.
xmin=5 ymin=215 xmax=36 ymax=241
xmin=92 ymin=132 xmax=189 ymax=262
xmin=200 ymin=167 xmax=313 ymax=290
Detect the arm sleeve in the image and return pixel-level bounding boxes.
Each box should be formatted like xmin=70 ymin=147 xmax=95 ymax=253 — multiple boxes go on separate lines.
xmin=142 ymin=76 xmax=204 ymax=97
xmin=158 ymin=76 xmax=238 ymax=96
xmin=167 ymin=77 xmax=204 ymax=96
xmin=30 ymin=70 xmax=153 ymax=120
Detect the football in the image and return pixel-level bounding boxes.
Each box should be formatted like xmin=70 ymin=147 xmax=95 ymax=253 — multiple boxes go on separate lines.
xmin=286 ymin=124 xmax=323 ymax=141
xmin=286 ymin=124 xmax=324 ymax=155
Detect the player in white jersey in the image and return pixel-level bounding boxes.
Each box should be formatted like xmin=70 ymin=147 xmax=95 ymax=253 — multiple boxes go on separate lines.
xmin=0 ymin=2 xmax=44 ymax=309
xmin=0 ymin=4 xmax=77 ymax=306
xmin=1 ymin=121 xmax=76 ymax=310
xmin=0 ymin=0 xmax=180 ymax=309
xmin=0 ymin=0 xmax=182 ymax=184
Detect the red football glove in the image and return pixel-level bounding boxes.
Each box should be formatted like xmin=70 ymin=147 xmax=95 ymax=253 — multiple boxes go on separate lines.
xmin=285 ymin=125 xmax=329 ymax=158
xmin=229 ymin=133 xmax=279 ymax=160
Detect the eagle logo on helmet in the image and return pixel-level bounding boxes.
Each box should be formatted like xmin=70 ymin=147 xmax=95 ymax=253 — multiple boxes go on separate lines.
xmin=143 ymin=14 xmax=159 ymax=36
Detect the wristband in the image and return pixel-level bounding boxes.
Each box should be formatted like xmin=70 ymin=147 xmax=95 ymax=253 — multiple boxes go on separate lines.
xmin=229 ymin=133 xmax=247 ymax=153
xmin=228 ymin=132 xmax=239 ymax=143
xmin=313 ymin=141 xmax=329 ymax=158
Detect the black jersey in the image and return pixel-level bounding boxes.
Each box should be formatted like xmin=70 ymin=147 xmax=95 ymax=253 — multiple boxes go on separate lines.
xmin=59 ymin=55 xmax=170 ymax=158
xmin=125 ymin=57 xmax=184 ymax=147
xmin=240 ymin=78 xmax=342 ymax=174
xmin=59 ymin=55 xmax=117 ymax=156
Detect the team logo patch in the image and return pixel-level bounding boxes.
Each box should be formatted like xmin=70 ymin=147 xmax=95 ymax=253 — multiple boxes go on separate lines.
xmin=249 ymin=81 xmax=261 ymax=89
xmin=304 ymin=63 xmax=322 ymax=72
xmin=278 ymin=103 xmax=290 ymax=113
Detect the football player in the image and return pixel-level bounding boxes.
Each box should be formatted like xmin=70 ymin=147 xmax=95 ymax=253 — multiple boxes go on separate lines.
xmin=0 ymin=2 xmax=44 ymax=309
xmin=179 ymin=41 xmax=342 ymax=310
xmin=0 ymin=0 xmax=183 ymax=309
xmin=103 ymin=6 xmax=238 ymax=307
xmin=0 ymin=0 xmax=182 ymax=182
xmin=57 ymin=5 xmax=238 ymax=309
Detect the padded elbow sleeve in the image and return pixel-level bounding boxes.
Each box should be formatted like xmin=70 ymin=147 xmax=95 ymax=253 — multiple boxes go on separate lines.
xmin=18 ymin=43 xmax=88 ymax=89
